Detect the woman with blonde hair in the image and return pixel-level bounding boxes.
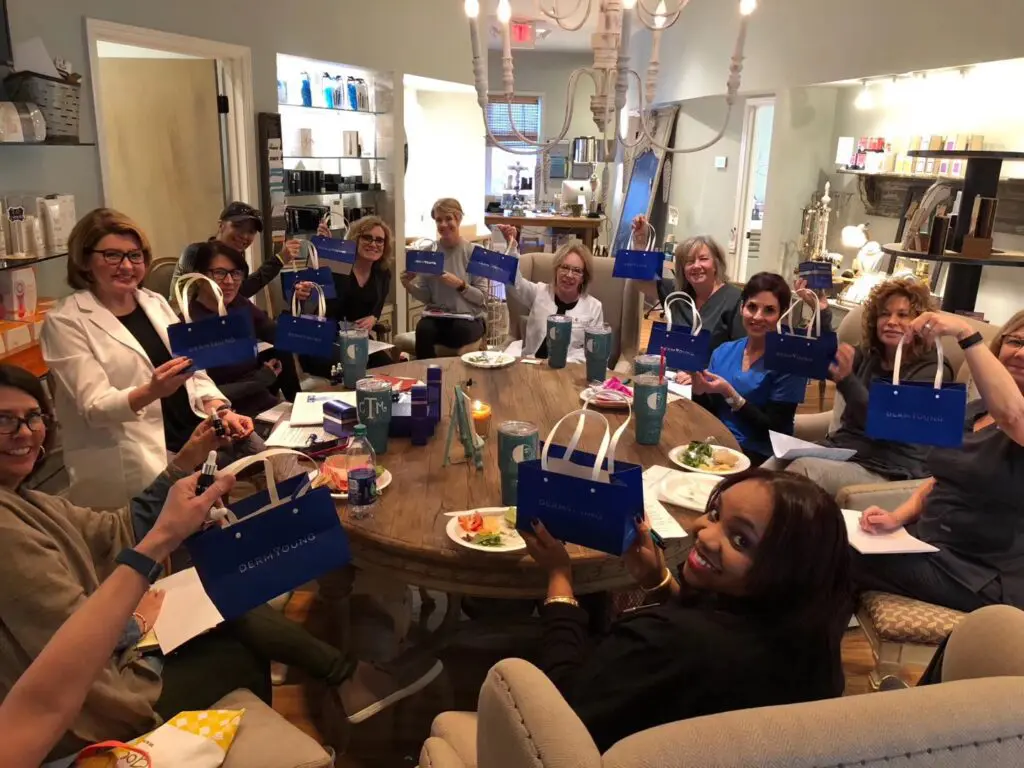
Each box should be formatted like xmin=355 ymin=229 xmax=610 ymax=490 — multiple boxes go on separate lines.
xmin=768 ymin=277 xmax=954 ymax=496
xmin=401 ymin=198 xmax=488 ymax=359
xmin=855 ymin=308 xmax=1024 ymax=611
xmin=40 ymin=208 xmax=259 ymax=507
xmin=499 ymin=234 xmax=604 ymax=363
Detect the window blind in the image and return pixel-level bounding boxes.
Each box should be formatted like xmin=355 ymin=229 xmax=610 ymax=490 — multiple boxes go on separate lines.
xmin=486 ymin=95 xmax=541 ymax=151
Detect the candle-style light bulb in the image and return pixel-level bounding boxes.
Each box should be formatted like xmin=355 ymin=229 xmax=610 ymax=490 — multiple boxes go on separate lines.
xmin=497 ymin=0 xmax=512 ymax=23
xmin=622 ymin=0 xmax=638 ymax=9
xmin=739 ymin=0 xmax=757 ymax=15
xmin=464 ymin=0 xmax=480 ymax=18
xmin=654 ymin=0 xmax=667 ymax=28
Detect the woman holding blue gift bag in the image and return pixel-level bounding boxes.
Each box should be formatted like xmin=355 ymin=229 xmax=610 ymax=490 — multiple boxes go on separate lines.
xmin=41 ymin=209 xmax=263 ymax=507
xmin=523 ymin=468 xmax=850 ymax=752
xmin=853 ymin=309 xmax=1024 ymax=612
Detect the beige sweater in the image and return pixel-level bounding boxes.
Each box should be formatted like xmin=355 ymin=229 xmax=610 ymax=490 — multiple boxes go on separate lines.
xmin=0 ymin=485 xmax=163 ymax=760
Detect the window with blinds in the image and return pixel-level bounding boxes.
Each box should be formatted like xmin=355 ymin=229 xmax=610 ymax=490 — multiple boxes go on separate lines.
xmin=486 ymin=95 xmax=541 ymax=151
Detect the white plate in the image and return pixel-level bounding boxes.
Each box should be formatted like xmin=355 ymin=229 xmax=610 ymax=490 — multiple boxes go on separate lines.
xmin=462 ymin=351 xmax=517 ymax=369
xmin=580 ymin=387 xmax=633 ymax=409
xmin=445 ymin=508 xmax=526 ymax=553
xmin=658 ymin=471 xmax=722 ymax=511
xmin=309 ymin=468 xmax=393 ymax=500
xmin=667 ymin=444 xmax=751 ymax=476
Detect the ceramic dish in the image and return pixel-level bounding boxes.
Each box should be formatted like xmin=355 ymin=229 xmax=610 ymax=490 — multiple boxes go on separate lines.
xmin=309 ymin=468 xmax=393 ymax=500
xmin=445 ymin=508 xmax=526 ymax=553
xmin=462 ymin=351 xmax=517 ymax=369
xmin=667 ymin=444 xmax=750 ymax=476
xmin=658 ymin=471 xmax=722 ymax=511
xmin=579 ymin=387 xmax=633 ymax=409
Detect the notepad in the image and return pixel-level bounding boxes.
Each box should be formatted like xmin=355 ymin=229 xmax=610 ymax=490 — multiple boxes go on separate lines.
xmin=290 ymin=391 xmax=359 ymax=426
xmin=841 ymin=509 xmax=939 ymax=555
xmin=266 ymin=419 xmax=331 ymax=449
xmin=150 ymin=567 xmax=225 ymax=654
xmin=255 ymin=401 xmax=291 ymax=424
xmin=641 ymin=466 xmax=689 ymax=540
xmin=770 ymin=431 xmax=856 ymax=462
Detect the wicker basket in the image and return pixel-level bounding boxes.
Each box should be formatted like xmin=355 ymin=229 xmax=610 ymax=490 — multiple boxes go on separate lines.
xmin=4 ymin=71 xmax=81 ymax=143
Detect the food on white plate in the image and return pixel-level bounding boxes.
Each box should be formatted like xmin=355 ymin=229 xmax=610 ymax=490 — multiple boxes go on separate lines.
xmin=677 ymin=441 xmax=740 ymax=473
xmin=457 ymin=507 xmax=520 ymax=547
xmin=316 ymin=459 xmax=385 ymax=493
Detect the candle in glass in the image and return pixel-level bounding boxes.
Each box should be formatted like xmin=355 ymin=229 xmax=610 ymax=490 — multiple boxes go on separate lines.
xmin=471 ymin=400 xmax=492 ymax=438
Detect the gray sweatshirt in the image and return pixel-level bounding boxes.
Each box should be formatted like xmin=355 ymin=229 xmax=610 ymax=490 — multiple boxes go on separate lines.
xmin=405 ymin=239 xmax=488 ymax=319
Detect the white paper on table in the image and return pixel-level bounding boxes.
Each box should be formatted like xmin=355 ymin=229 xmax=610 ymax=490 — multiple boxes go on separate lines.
xmin=667 ymin=381 xmax=692 ymax=400
xmin=290 ymin=391 xmax=359 ymax=426
xmin=256 ymin=401 xmax=291 ymax=424
xmin=841 ymin=509 xmax=939 ymax=555
xmin=256 ymin=341 xmax=274 ymax=354
xmin=641 ymin=466 xmax=688 ymax=540
xmin=152 ymin=568 xmax=224 ymax=654
xmin=770 ymin=431 xmax=856 ymax=462
xmin=422 ymin=309 xmax=476 ymax=321
xmin=266 ymin=419 xmax=331 ymax=448
xmin=368 ymin=339 xmax=395 ymax=355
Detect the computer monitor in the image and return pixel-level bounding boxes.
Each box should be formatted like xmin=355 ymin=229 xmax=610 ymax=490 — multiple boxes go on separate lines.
xmin=561 ymin=180 xmax=589 ymax=207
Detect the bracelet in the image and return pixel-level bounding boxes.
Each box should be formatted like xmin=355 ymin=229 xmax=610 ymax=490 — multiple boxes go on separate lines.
xmin=543 ymin=596 xmax=580 ymax=609
xmin=958 ymin=331 xmax=984 ymax=351
xmin=642 ymin=568 xmax=674 ymax=593
xmin=132 ymin=611 xmax=149 ymax=635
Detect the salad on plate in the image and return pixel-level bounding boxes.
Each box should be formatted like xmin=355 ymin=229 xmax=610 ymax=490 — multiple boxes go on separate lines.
xmin=457 ymin=507 xmax=520 ymax=547
xmin=675 ymin=441 xmax=741 ymax=473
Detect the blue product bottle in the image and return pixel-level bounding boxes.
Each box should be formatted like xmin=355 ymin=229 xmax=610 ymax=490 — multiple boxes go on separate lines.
xmin=347 ymin=77 xmax=359 ymax=111
xmin=300 ymin=72 xmax=312 ymax=107
xmin=323 ymin=72 xmax=334 ymax=108
xmin=333 ymin=77 xmax=345 ymax=110
xmin=277 ymin=79 xmax=288 ymax=105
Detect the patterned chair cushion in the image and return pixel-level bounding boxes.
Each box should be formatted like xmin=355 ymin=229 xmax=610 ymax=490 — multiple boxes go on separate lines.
xmin=859 ymin=591 xmax=967 ymax=645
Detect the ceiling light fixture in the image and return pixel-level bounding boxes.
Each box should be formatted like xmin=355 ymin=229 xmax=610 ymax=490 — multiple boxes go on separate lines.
xmin=854 ymin=80 xmax=874 ymax=110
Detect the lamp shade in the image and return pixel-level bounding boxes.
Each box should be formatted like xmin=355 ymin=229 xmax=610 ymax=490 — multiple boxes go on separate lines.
xmin=842 ymin=225 xmax=868 ymax=249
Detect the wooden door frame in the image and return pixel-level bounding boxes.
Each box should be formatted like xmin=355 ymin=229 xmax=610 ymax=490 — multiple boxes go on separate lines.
xmin=86 ymin=19 xmax=260 ymax=265
xmin=731 ymin=96 xmax=775 ymax=281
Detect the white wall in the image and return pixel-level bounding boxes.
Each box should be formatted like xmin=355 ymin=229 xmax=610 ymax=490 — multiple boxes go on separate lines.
xmin=664 ymin=96 xmax=745 ymax=254
xmin=644 ymin=0 xmax=1024 ymax=104
xmin=487 ymin=49 xmax=596 ymax=140
xmin=404 ymin=88 xmax=486 ymax=239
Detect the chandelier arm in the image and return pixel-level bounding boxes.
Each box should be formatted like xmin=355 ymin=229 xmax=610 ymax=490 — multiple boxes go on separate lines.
xmin=538 ymin=0 xmax=592 ymax=30
xmin=501 ymin=68 xmax=590 ymax=149
xmin=629 ymin=67 xmax=734 ymax=154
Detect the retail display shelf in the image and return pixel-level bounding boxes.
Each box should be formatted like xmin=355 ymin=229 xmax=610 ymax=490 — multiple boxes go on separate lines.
xmin=0 ymin=342 xmax=47 ymax=377
xmin=881 ymin=243 xmax=1024 ymax=268
xmin=283 ymin=155 xmax=384 ymax=161
xmin=906 ymin=150 xmax=1024 ymax=160
xmin=0 ymin=252 xmax=67 ymax=271
xmin=278 ymin=104 xmax=383 ymax=116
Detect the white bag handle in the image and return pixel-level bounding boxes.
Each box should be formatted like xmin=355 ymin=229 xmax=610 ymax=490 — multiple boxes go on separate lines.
xmin=579 ymin=390 xmax=632 ymax=474
xmin=777 ymin=295 xmax=821 ymax=340
xmin=290 ymin=281 xmax=327 ymax=320
xmin=540 ymin=408 xmax=613 ymax=483
xmin=305 ymin=241 xmax=320 ymax=271
xmin=632 ymin=220 xmax=657 ymax=251
xmin=662 ymin=290 xmax=703 ymax=336
xmin=216 ymin=448 xmax=323 ymax=526
xmin=892 ymin=336 xmax=945 ymax=389
xmin=411 ymin=238 xmax=438 ymax=251
xmin=175 ymin=272 xmax=227 ymax=323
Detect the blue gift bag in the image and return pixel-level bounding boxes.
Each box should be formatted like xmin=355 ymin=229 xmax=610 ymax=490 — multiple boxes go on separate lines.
xmin=799 ymin=260 xmax=833 ymax=290
xmin=866 ymin=340 xmax=966 ymax=448
xmin=517 ymin=408 xmax=643 ymax=556
xmin=310 ymin=235 xmax=356 ymax=266
xmin=645 ymin=291 xmax=712 ymax=371
xmin=168 ymin=273 xmax=258 ymax=371
xmin=282 ymin=242 xmax=337 ymax=302
xmin=764 ymin=299 xmax=838 ymax=380
xmin=275 ymin=283 xmax=336 ymax=358
xmin=186 ymin=450 xmax=352 ymax=620
xmin=468 ymin=245 xmax=519 ymax=285
xmin=406 ymin=248 xmax=445 ymax=275
xmin=613 ymin=249 xmax=663 ymax=280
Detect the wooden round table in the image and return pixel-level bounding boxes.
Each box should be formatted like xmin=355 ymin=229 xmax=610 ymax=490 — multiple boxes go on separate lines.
xmin=333 ymin=357 xmax=739 ymax=600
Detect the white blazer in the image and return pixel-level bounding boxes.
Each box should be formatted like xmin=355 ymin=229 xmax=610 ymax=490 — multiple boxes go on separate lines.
xmin=40 ymin=288 xmax=226 ymax=508
xmin=506 ymin=272 xmax=605 ymax=364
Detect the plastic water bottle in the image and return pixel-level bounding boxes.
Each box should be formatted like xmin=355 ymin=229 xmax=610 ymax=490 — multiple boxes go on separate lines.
xmin=346 ymin=424 xmax=378 ymax=520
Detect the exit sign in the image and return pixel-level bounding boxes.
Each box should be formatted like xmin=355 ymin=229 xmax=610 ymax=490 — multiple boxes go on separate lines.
xmin=510 ymin=20 xmax=536 ymax=47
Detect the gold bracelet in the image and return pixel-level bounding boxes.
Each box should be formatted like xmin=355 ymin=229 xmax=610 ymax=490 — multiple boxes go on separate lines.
xmin=132 ymin=611 xmax=149 ymax=635
xmin=642 ymin=568 xmax=674 ymax=593
xmin=543 ymin=596 xmax=580 ymax=609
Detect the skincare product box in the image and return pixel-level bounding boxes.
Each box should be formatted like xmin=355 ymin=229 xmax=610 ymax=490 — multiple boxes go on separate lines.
xmin=0 ymin=266 xmax=37 ymax=321
xmin=323 ymin=400 xmax=357 ymax=439
xmin=0 ymin=320 xmax=32 ymax=352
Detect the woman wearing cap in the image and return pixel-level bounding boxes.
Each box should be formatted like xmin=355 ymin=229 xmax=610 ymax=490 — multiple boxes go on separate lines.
xmin=170 ymin=201 xmax=303 ymax=299
xmin=400 ymin=198 xmax=489 ymax=359
xmin=40 ymin=209 xmax=263 ymax=508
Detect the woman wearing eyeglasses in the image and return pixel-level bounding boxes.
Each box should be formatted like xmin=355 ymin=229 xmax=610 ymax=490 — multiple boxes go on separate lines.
xmin=40 ymin=209 xmax=261 ymax=508
xmin=500 ymin=233 xmax=604 ymax=364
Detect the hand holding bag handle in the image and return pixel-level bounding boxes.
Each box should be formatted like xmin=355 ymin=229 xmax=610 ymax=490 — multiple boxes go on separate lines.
xmin=776 ymin=294 xmax=822 ymax=340
xmin=891 ymin=335 xmax=946 ymax=389
xmin=634 ymin=219 xmax=657 ymax=252
xmin=542 ymin=393 xmax=632 ymax=481
xmin=216 ymin=448 xmax=323 ymax=526
xmin=174 ymin=272 xmax=228 ymax=323
xmin=579 ymin=390 xmax=632 ymax=475
xmin=290 ymin=280 xmax=327 ymax=320
xmin=661 ymin=291 xmax=704 ymax=336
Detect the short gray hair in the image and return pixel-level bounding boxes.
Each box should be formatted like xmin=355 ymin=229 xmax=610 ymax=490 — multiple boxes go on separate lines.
xmin=552 ymin=239 xmax=595 ymax=292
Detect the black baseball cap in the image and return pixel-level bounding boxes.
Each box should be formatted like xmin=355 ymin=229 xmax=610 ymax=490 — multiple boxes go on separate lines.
xmin=219 ymin=201 xmax=264 ymax=232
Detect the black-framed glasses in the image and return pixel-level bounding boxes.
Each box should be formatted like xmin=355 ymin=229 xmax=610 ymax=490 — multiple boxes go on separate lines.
xmin=92 ymin=249 xmax=146 ymax=265
xmin=0 ymin=411 xmax=49 ymax=436
xmin=557 ymin=265 xmax=585 ymax=276
xmin=208 ymin=268 xmax=245 ymax=282
xmin=358 ymin=234 xmax=386 ymax=247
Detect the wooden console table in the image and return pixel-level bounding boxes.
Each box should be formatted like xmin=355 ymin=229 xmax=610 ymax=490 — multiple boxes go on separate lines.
xmin=484 ymin=214 xmax=604 ymax=251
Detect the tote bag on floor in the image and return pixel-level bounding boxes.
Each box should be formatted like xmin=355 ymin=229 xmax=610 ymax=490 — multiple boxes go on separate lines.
xmin=763 ymin=296 xmax=838 ymax=380
xmin=645 ymin=291 xmax=712 ymax=372
xmin=167 ymin=273 xmax=258 ymax=372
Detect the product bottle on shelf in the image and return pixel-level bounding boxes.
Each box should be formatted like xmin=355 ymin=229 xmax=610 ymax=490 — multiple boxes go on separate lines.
xmin=333 ymin=76 xmax=345 ymax=110
xmin=347 ymin=77 xmax=359 ymax=111
xmin=346 ymin=424 xmax=378 ymax=520
xmin=300 ymin=72 xmax=312 ymax=108
xmin=277 ymin=79 xmax=288 ymax=105
xmin=323 ymin=72 xmax=335 ymax=109
xmin=356 ymin=79 xmax=369 ymax=111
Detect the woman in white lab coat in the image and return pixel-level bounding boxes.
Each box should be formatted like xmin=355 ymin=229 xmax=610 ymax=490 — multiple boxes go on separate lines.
xmin=502 ymin=234 xmax=605 ymax=364
xmin=41 ymin=208 xmax=258 ymax=508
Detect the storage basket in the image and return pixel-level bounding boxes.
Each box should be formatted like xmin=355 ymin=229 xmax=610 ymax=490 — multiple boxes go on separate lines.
xmin=4 ymin=71 xmax=81 ymax=143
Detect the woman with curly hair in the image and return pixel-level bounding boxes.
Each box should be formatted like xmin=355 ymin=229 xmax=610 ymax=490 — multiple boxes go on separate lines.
xmin=775 ymin=277 xmax=953 ymax=496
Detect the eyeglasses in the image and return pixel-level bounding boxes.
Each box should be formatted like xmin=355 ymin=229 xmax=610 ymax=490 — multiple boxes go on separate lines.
xmin=1002 ymin=335 xmax=1024 ymax=350
xmin=92 ymin=249 xmax=146 ymax=265
xmin=358 ymin=234 xmax=386 ymax=247
xmin=208 ymin=268 xmax=245 ymax=282
xmin=0 ymin=411 xmax=49 ymax=436
xmin=557 ymin=265 xmax=585 ymax=276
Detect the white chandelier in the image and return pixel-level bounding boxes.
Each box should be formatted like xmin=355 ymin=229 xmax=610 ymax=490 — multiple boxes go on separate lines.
xmin=465 ymin=0 xmax=757 ymax=156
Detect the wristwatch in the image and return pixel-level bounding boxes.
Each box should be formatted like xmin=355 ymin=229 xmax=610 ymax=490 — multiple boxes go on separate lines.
xmin=115 ymin=548 xmax=163 ymax=584
xmin=958 ymin=331 xmax=984 ymax=351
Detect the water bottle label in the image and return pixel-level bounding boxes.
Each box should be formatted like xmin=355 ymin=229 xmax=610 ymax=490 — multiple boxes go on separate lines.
xmin=348 ymin=469 xmax=377 ymax=506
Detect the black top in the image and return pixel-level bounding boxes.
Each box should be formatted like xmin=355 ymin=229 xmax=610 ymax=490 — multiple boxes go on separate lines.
xmin=534 ymin=295 xmax=579 ymax=360
xmin=826 ymin=346 xmax=955 ymax=479
xmin=539 ymin=591 xmax=844 ymax=752
xmin=657 ymin=279 xmax=745 ymax=352
xmin=181 ymin=238 xmax=283 ymax=299
xmin=326 ymin=265 xmax=391 ymax=326
xmin=915 ymin=400 xmax=1024 ymax=608
xmin=117 ymin=304 xmax=200 ymax=452
xmin=188 ymin=296 xmax=279 ymax=418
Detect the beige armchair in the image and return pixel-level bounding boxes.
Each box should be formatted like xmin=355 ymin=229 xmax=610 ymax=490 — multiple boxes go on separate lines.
xmin=419 ymin=606 xmax=1024 ymax=768
xmin=216 ymin=688 xmax=333 ymax=768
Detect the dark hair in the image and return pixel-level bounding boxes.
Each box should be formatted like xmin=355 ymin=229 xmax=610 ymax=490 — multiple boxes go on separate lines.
xmin=740 ymin=272 xmax=792 ymax=313
xmin=704 ymin=468 xmax=851 ymax=633
xmin=192 ymin=241 xmax=248 ymax=277
xmin=0 ymin=365 xmax=57 ymax=475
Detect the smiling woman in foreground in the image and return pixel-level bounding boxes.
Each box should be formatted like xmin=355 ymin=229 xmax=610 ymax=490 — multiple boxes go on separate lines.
xmin=522 ymin=468 xmax=851 ymax=752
